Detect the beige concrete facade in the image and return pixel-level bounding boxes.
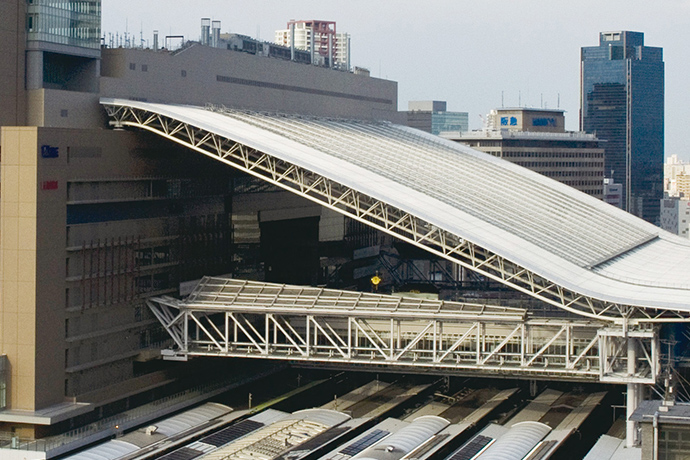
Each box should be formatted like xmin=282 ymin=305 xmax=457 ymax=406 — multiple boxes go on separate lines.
xmin=100 ymin=45 xmax=399 ymax=122
xmin=2 ymin=125 xmax=237 ymax=419
xmin=489 ymin=108 xmax=566 ymax=133
xmin=1 ymin=127 xmax=64 ymax=411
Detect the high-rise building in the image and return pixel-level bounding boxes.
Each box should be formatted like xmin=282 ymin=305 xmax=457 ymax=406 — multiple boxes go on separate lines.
xmin=444 ymin=108 xmax=605 ymax=198
xmin=405 ymin=101 xmax=469 ymax=136
xmin=274 ymin=20 xmax=350 ymax=70
xmin=580 ymin=31 xmax=664 ymax=224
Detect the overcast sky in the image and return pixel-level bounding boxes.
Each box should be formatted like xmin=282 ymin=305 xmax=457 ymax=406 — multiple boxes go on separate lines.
xmin=102 ymin=0 xmax=690 ymax=159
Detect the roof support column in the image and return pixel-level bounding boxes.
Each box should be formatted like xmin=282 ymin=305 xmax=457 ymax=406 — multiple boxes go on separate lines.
xmin=627 ymin=334 xmax=641 ymax=447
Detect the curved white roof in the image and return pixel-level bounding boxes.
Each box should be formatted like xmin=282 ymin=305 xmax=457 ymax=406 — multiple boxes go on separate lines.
xmin=288 ymin=408 xmax=352 ymax=427
xmin=63 ymin=440 xmax=139 ymax=460
xmin=101 ymin=99 xmax=690 ymax=313
xmin=478 ymin=421 xmax=551 ymax=460
xmin=353 ymin=416 xmax=449 ymax=460
xmin=63 ymin=402 xmax=231 ymax=459
xmin=154 ymin=402 xmax=231 ymax=436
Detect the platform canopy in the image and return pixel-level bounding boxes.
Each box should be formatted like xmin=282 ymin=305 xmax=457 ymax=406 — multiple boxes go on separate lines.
xmin=101 ymin=98 xmax=690 ymax=322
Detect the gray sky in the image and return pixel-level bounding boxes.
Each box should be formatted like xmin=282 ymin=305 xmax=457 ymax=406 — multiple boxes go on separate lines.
xmin=102 ymin=0 xmax=690 ymax=159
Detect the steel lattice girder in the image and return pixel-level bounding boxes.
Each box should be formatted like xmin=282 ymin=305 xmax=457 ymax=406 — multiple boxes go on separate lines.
xmin=147 ymin=296 xmax=659 ymax=384
xmin=102 ymin=103 xmax=686 ymax=324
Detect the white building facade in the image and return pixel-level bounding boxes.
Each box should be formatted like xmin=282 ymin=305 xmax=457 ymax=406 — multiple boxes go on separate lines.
xmin=660 ymin=197 xmax=690 ymax=237
xmin=275 ymin=20 xmax=351 ymax=70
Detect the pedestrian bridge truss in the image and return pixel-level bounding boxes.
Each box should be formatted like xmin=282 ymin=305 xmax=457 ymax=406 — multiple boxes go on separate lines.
xmin=147 ymin=278 xmax=659 ymax=384
xmin=102 ymin=98 xmax=690 ymax=324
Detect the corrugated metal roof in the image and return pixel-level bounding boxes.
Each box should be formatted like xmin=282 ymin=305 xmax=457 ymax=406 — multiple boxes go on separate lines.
xmin=286 ymin=409 xmax=352 ymax=427
xmin=476 ymin=421 xmax=551 ymax=460
xmin=352 ymin=416 xmax=449 ymax=460
xmin=63 ymin=402 xmax=231 ymax=459
xmin=101 ymin=99 xmax=690 ymax=312
xmin=197 ymin=408 xmax=350 ymax=460
xmin=583 ymin=435 xmax=625 ymax=460
xmin=62 ymin=439 xmax=139 ymax=460
xmin=154 ymin=402 xmax=231 ymax=436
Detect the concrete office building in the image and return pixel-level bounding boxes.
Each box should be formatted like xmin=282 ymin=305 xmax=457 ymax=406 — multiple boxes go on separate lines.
xmin=660 ymin=197 xmax=690 ymax=238
xmin=274 ymin=20 xmax=350 ymax=70
xmin=443 ymin=108 xmax=605 ymax=198
xmin=632 ymin=401 xmax=690 ymax=459
xmin=603 ymin=177 xmax=624 ymax=208
xmin=0 ymin=0 xmax=398 ymax=438
xmin=405 ymin=101 xmax=469 ymax=136
xmin=581 ymin=31 xmax=664 ymax=223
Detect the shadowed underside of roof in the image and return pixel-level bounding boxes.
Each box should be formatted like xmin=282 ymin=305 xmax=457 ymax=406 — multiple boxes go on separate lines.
xmin=100 ymin=98 xmax=690 ymax=314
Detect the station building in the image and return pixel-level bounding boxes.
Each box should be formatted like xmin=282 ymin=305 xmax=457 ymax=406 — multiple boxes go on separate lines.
xmin=0 ymin=0 xmax=399 ymax=437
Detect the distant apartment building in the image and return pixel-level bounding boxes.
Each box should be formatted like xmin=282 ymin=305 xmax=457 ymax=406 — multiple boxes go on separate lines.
xmin=405 ymin=101 xmax=469 ymax=136
xmin=443 ymin=108 xmax=605 ymax=198
xmin=275 ymin=20 xmax=351 ymax=70
xmin=664 ymin=155 xmax=690 ymax=197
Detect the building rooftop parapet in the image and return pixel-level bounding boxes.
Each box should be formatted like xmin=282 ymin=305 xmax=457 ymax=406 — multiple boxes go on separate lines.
xmin=441 ymin=129 xmax=600 ymax=141
xmin=630 ymin=400 xmax=690 ymax=424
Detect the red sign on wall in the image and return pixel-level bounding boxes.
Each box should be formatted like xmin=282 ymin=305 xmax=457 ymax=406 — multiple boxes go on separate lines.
xmin=41 ymin=181 xmax=58 ymax=190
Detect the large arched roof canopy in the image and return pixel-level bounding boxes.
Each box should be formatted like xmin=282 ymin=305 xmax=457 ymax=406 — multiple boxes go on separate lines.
xmin=101 ymin=98 xmax=690 ymax=324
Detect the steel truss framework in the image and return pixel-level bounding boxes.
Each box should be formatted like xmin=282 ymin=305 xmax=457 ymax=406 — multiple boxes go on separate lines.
xmin=102 ymin=102 xmax=687 ymax=324
xmin=147 ymin=278 xmax=659 ymax=384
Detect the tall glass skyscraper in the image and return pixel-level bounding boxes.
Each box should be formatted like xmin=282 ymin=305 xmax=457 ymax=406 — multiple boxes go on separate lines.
xmin=581 ymin=31 xmax=664 ymax=224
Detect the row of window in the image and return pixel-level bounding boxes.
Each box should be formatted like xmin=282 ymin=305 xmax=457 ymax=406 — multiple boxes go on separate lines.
xmin=67 ymin=178 xmax=230 ymax=205
xmin=513 ymin=161 xmax=604 ymax=169
xmin=26 ymin=4 xmax=101 ymax=48
xmin=559 ymin=180 xmax=605 ymax=187
xmin=27 ymin=0 xmax=100 ymax=15
xmin=500 ymin=151 xmax=603 ymax=159
xmin=540 ymin=170 xmax=604 ymax=177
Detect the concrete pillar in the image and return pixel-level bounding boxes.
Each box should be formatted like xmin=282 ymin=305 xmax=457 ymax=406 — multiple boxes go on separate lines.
xmin=25 ymin=50 xmax=43 ymax=90
xmin=627 ymin=336 xmax=641 ymax=447
xmin=290 ymin=23 xmax=295 ymax=61
xmin=328 ymin=33 xmax=333 ymax=68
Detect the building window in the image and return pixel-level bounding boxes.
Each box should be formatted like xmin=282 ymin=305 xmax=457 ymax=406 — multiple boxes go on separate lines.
xmin=181 ymin=69 xmax=187 ymax=77
xmin=141 ymin=64 xmax=148 ymax=72
xmin=129 ymin=63 xmax=136 ymax=70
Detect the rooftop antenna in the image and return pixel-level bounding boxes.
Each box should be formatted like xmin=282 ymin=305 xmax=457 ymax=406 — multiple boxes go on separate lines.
xmin=557 ymin=92 xmax=561 ymax=108
xmin=501 ymin=90 xmax=504 ymax=108
xmin=540 ymin=93 xmax=543 ymax=108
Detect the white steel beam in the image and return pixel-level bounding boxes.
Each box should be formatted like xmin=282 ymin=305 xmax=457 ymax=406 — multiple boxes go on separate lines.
xmin=148 ymin=287 xmax=661 ymax=384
